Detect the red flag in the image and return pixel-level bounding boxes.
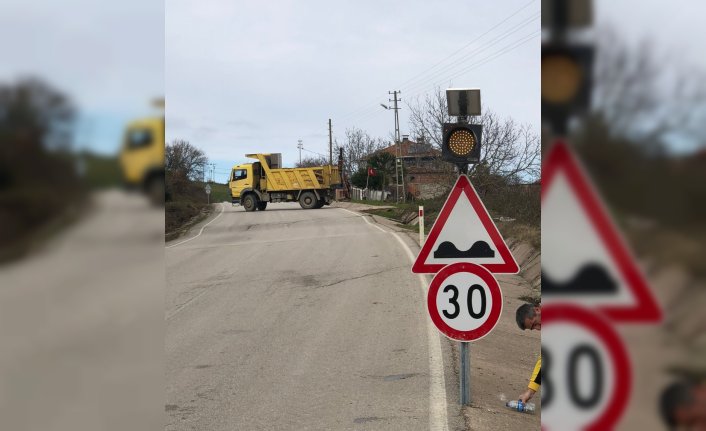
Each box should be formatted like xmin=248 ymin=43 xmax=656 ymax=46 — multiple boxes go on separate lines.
xmin=368 ymin=167 xmax=376 ymax=176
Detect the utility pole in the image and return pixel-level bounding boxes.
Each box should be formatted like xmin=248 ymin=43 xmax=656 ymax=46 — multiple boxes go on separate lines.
xmin=297 ymin=139 xmax=303 ymax=165
xmin=328 ymin=119 xmax=333 ymax=166
xmin=388 ymin=90 xmax=405 ymax=203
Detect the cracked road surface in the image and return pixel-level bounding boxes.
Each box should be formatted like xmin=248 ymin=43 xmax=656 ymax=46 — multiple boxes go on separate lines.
xmin=166 ymin=202 xmax=463 ymax=430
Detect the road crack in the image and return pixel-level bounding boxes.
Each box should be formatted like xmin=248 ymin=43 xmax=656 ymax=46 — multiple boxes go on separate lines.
xmin=312 ymin=265 xmax=407 ymax=289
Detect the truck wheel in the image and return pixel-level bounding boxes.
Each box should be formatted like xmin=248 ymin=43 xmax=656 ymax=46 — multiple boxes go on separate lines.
xmin=299 ymin=191 xmax=317 ymax=209
xmin=313 ymin=199 xmax=324 ymax=209
xmin=257 ymin=201 xmax=268 ymax=211
xmin=243 ymin=194 xmax=258 ymax=212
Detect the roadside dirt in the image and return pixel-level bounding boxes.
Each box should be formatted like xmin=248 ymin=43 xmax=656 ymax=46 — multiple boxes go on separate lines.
xmin=165 ymin=203 xmax=213 ymax=242
xmin=615 ymin=262 xmax=706 ymax=429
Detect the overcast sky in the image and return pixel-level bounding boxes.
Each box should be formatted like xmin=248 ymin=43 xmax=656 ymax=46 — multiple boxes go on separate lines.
xmin=166 ymin=0 xmax=542 ymax=181
xmin=0 ymin=0 xmax=164 ymax=154
xmin=594 ymin=0 xmax=706 ymax=153
xmin=3 ymin=0 xmax=705 ymax=180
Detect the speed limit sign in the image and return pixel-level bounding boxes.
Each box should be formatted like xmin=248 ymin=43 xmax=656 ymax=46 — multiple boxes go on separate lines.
xmin=427 ymin=262 xmax=503 ymax=342
xmin=541 ymin=304 xmax=632 ymax=431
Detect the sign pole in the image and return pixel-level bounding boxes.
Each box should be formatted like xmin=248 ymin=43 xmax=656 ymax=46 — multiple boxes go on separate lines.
xmin=460 ymin=341 xmax=471 ymax=405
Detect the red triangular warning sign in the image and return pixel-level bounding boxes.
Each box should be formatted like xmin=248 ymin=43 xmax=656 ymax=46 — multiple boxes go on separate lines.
xmin=412 ymin=175 xmax=520 ymax=274
xmin=542 ymin=140 xmax=662 ymax=323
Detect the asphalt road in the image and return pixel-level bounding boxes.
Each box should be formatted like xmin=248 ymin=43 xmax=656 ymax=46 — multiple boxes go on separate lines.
xmin=165 ymin=202 xmax=464 ymax=431
xmin=0 ymin=190 xmax=165 ymax=431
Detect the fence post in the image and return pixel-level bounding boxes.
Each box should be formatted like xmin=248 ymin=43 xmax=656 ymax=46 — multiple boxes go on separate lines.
xmin=419 ymin=206 xmax=424 ymax=246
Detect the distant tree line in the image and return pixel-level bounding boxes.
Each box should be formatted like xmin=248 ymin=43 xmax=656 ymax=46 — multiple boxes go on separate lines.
xmin=0 ymin=77 xmax=84 ymax=261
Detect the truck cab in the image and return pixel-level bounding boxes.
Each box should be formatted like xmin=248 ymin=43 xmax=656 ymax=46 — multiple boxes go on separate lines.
xmin=229 ymin=162 xmax=258 ymax=200
xmin=119 ymin=116 xmax=165 ymax=204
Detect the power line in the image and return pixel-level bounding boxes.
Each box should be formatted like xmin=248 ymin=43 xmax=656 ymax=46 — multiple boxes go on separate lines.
xmin=346 ymin=29 xmax=541 ymax=128
xmin=351 ymin=29 xmax=537 ymax=126
xmin=407 ymin=30 xmax=541 ymax=101
xmin=335 ymin=0 xmax=538 ymax=124
xmin=341 ymin=14 xmax=538 ymax=128
xmin=396 ymin=2 xmax=538 ymax=90
xmin=301 ymin=147 xmax=328 ymax=158
xmin=400 ymin=13 xmax=541 ymax=95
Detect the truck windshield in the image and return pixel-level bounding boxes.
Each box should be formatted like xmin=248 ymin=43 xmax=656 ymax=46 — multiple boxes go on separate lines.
xmin=232 ymin=169 xmax=247 ymax=181
xmin=125 ymin=128 xmax=153 ymax=150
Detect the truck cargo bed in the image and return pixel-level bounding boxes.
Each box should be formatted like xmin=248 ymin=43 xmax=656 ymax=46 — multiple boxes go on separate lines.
xmin=246 ymin=154 xmax=341 ymax=192
xmin=265 ymin=166 xmax=340 ymax=191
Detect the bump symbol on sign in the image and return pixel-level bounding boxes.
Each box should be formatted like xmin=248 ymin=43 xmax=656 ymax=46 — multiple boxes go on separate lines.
xmin=434 ymin=241 xmax=495 ymax=259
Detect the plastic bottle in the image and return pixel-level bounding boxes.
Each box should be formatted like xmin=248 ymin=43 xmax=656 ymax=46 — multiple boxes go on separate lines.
xmin=505 ymin=399 xmax=535 ymax=414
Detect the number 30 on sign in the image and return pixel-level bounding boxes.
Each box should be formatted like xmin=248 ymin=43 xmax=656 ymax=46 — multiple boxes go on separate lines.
xmin=427 ymin=262 xmax=503 ymax=342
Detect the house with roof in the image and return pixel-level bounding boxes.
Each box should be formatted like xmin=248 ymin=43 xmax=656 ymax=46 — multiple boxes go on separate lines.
xmin=372 ymin=135 xmax=454 ymax=199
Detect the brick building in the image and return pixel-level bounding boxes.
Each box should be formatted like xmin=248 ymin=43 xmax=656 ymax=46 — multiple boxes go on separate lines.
xmin=373 ymin=136 xmax=453 ymax=199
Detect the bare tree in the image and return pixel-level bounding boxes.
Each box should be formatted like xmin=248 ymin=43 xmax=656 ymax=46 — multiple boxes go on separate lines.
xmin=590 ymin=26 xmax=706 ymax=147
xmin=407 ymin=90 xmax=450 ymax=149
xmin=336 ymin=127 xmax=387 ymax=177
xmin=474 ymin=112 xmax=541 ymax=184
xmin=0 ymin=77 xmax=82 ymax=258
xmin=0 ymin=76 xmax=76 ymax=153
xmin=571 ymin=26 xmax=706 ymax=229
xmin=166 ymin=139 xmax=207 ymax=180
xmin=407 ymin=88 xmax=541 ymax=186
xmin=165 ymin=139 xmax=207 ymax=196
xmin=295 ymin=155 xmax=328 ymax=168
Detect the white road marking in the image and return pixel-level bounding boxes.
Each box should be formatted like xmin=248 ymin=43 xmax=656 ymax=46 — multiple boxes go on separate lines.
xmin=338 ymin=208 xmax=388 ymax=233
xmin=166 ymin=203 xmax=226 ymax=249
xmin=337 ymin=207 xmax=449 ymax=431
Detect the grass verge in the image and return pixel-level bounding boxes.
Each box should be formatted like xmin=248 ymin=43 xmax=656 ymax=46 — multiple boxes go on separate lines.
xmin=165 ymin=181 xmax=226 ymax=241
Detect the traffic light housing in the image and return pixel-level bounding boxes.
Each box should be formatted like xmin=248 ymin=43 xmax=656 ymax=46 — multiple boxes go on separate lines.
xmin=442 ymin=122 xmax=482 ymax=167
xmin=542 ymin=43 xmax=594 ymax=133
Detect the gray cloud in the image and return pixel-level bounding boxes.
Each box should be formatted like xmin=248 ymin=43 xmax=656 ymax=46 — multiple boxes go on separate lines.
xmin=167 ymin=0 xmax=542 ymax=165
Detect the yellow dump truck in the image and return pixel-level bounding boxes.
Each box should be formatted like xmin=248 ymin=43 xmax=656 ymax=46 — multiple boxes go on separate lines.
xmin=229 ymin=153 xmax=341 ymax=211
xmin=119 ymin=109 xmax=165 ymax=205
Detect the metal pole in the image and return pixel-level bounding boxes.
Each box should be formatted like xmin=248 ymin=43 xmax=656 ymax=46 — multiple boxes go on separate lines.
xmin=328 ymin=119 xmax=333 ymax=166
xmin=389 ymin=90 xmax=406 ymax=203
xmin=460 ymin=342 xmax=471 ymax=405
